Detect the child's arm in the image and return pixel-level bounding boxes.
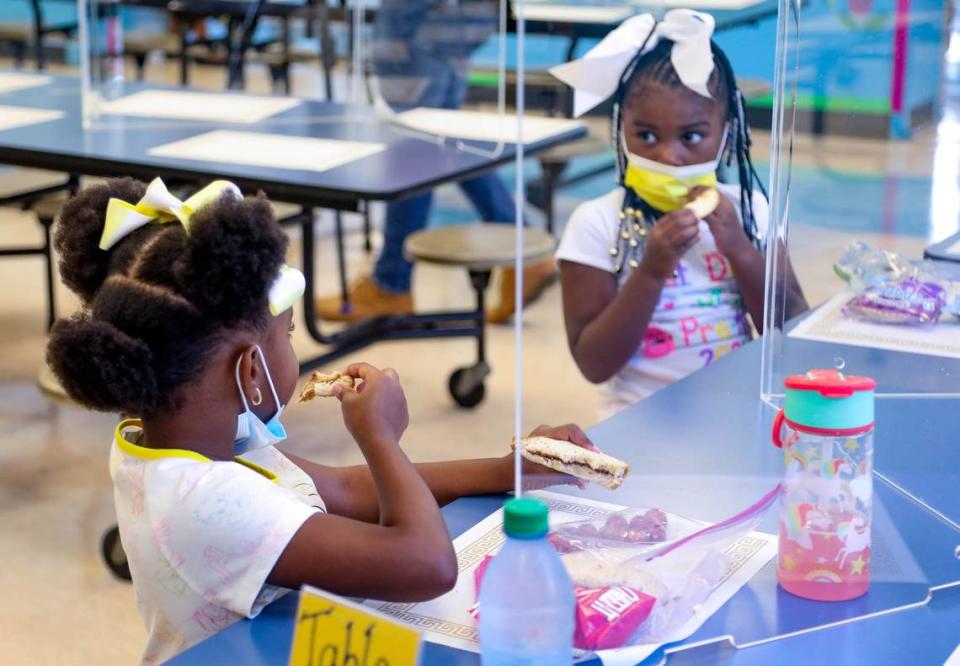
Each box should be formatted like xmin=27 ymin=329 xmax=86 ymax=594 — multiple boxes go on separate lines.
xmin=269 ymin=368 xmax=594 ymax=602
xmin=690 ymin=186 xmax=808 ymax=332
xmin=267 ymin=363 xmax=458 ymax=601
xmin=560 ymin=209 xmax=701 ymax=383
xmin=285 ymin=424 xmax=596 ymax=523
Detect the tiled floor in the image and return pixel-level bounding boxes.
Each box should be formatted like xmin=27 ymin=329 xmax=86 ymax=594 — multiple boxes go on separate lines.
xmin=0 ymin=52 xmax=954 ymax=664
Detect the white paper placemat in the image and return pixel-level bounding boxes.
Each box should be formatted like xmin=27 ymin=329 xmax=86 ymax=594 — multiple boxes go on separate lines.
xmin=788 ymin=290 xmax=960 ymax=359
xmin=514 ymin=4 xmax=634 ymax=24
xmin=394 ymin=108 xmax=584 ymax=145
xmin=0 ymin=72 xmax=52 ymax=95
xmin=149 ymin=130 xmax=386 ymax=173
xmin=99 ymin=90 xmax=301 ymax=123
xmin=0 ymin=105 xmax=64 ymax=132
xmin=364 ymin=490 xmax=776 ymax=665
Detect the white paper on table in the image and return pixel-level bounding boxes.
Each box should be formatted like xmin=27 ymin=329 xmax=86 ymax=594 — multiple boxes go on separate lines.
xmin=99 ymin=90 xmax=301 ymax=123
xmin=788 ymin=290 xmax=960 ymax=360
xmin=363 ymin=490 xmax=776 ymax=663
xmin=149 ymin=130 xmax=386 ymax=173
xmin=514 ymin=4 xmax=635 ymax=24
xmin=0 ymin=72 xmax=52 ymax=95
xmin=0 ymin=105 xmax=64 ymax=132
xmin=515 ymin=0 xmax=761 ymax=20
xmin=393 ymin=108 xmax=584 ymax=146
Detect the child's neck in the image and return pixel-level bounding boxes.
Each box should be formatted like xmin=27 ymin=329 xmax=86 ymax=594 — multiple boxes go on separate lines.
xmin=139 ymin=384 xmax=240 ymax=461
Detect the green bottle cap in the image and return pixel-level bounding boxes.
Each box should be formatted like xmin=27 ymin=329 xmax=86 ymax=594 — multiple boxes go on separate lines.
xmin=503 ymin=498 xmax=549 ymax=539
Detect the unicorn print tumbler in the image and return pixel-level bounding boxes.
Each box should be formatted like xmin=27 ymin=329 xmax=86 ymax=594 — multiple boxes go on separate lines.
xmin=772 ymin=369 xmax=875 ymax=601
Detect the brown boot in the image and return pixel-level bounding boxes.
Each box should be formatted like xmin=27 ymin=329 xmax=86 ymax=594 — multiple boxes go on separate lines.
xmin=314 ymin=276 xmax=413 ymax=322
xmin=486 ymin=258 xmax=558 ymax=324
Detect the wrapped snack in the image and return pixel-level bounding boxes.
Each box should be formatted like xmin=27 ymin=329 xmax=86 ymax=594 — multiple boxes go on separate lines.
xmin=474 ymin=492 xmax=777 ymax=652
xmin=843 ymin=278 xmax=947 ymax=325
xmin=833 ymin=241 xmax=914 ymax=290
xmin=574 ymin=586 xmax=657 ymax=651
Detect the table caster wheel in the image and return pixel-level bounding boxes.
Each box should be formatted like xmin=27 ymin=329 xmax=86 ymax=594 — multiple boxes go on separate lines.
xmin=102 ymin=526 xmax=131 ymax=581
xmin=448 ymin=364 xmax=489 ymax=408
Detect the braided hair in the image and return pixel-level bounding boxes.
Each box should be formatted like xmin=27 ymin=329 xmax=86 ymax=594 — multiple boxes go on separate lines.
xmin=47 ymin=178 xmax=288 ymax=415
xmin=608 ymin=34 xmax=766 ymax=274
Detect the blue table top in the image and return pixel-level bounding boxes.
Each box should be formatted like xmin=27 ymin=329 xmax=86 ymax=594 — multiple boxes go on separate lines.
xmin=171 ymin=334 xmax=960 ymax=664
xmin=0 ymin=73 xmax=585 ymax=208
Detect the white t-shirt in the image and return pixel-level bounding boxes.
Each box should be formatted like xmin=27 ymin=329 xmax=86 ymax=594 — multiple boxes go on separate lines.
xmin=109 ymin=419 xmax=326 ymax=665
xmin=556 ymin=184 xmax=769 ymax=420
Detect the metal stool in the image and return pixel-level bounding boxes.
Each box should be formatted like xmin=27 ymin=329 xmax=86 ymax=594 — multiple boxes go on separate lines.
xmin=405 ymin=223 xmax=555 ymax=407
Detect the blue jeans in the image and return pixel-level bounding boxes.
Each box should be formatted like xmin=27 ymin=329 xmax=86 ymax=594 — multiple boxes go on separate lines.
xmin=372 ymin=0 xmax=517 ymax=293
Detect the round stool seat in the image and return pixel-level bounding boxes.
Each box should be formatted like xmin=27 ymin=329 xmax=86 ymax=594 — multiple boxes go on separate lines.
xmin=405 ymin=224 xmax=555 ymax=271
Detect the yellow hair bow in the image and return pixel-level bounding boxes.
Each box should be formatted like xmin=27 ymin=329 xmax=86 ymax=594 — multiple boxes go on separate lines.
xmin=99 ymin=177 xmax=241 ymax=251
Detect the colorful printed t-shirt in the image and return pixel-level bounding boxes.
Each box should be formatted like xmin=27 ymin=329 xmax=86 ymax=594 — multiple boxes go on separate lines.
xmin=109 ymin=419 xmax=325 ymax=665
xmin=556 ymin=184 xmax=769 ymax=419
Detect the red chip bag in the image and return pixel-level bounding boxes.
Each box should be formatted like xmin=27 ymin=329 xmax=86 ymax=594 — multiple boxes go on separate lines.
xmin=574 ymin=586 xmax=656 ymax=650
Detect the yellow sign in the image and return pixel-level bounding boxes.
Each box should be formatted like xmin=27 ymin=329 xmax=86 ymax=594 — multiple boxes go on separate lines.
xmin=289 ymin=586 xmax=423 ymax=666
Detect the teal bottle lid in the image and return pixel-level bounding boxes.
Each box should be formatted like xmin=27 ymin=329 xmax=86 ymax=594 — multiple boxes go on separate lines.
xmin=503 ymin=498 xmax=549 ymax=539
xmin=784 ymin=369 xmax=876 ymax=432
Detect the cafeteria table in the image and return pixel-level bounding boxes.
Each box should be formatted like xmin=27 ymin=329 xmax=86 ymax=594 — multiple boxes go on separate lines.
xmin=168 ymin=329 xmax=960 ymax=664
xmin=0 ymin=72 xmax=585 ymax=394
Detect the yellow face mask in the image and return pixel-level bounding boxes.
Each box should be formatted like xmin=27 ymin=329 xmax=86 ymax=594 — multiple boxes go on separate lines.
xmin=624 ymin=165 xmax=718 ymax=213
xmin=622 ymin=127 xmax=726 ymax=212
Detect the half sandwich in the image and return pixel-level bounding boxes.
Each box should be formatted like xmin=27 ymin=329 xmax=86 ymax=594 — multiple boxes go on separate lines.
xmin=517 ymin=436 xmax=629 ymax=490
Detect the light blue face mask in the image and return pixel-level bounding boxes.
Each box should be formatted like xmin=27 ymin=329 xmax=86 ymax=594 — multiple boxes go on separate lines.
xmin=234 ymin=345 xmax=287 ymax=455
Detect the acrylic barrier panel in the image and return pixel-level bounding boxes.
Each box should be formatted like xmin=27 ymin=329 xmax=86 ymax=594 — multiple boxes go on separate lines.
xmin=506 ymin=0 xmax=959 ymax=659
xmin=511 ymin=341 xmax=960 ymax=662
xmin=78 ymin=0 xmax=323 ymax=128
xmin=759 ymin=0 xmax=960 ymax=403
xmin=362 ymin=0 xmax=516 ymax=158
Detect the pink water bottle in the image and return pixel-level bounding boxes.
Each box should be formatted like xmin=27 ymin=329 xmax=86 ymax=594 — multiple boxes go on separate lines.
xmin=772 ymin=369 xmax=876 ymax=601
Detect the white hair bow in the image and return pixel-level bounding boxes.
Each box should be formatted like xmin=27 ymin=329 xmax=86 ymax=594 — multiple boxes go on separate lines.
xmin=550 ymin=9 xmax=716 ymax=118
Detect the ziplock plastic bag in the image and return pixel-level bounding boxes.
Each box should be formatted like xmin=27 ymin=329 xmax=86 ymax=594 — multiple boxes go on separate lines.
xmin=833 ymin=242 xmax=952 ymax=325
xmin=548 ymin=485 xmax=781 ymax=648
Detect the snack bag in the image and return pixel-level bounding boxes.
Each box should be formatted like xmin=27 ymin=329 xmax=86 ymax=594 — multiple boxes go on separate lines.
xmin=473 ymin=489 xmax=778 ymax=651
xmin=574 ymin=585 xmax=657 ymax=650
xmin=834 ymin=242 xmax=953 ymax=326
xmin=843 ymin=278 xmax=947 ymax=325
xmin=557 ymin=487 xmax=779 ymax=646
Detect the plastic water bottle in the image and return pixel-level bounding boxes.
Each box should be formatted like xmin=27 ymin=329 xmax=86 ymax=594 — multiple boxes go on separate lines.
xmin=479 ymin=498 xmax=575 ymax=665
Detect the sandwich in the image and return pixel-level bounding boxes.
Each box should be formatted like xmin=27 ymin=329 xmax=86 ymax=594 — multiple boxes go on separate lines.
xmin=684 ymin=188 xmax=720 ymax=219
xmin=517 ymin=436 xmax=629 ymax=490
xmin=297 ymin=370 xmax=355 ymax=403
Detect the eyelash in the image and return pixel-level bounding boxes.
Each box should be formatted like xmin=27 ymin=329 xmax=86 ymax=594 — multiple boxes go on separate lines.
xmin=636 ymin=131 xmax=705 ymax=143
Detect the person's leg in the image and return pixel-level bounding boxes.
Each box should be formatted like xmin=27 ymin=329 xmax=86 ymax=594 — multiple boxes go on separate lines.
xmin=373 ymin=192 xmax=434 ymax=293
xmin=458 ymin=172 xmax=516 ymax=223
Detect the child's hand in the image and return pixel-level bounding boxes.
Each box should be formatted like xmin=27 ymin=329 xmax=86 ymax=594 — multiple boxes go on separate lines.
xmin=639 ymin=208 xmax=700 ymax=281
xmin=336 ymin=363 xmax=409 ymax=446
xmin=687 ymin=186 xmax=753 ymax=262
xmin=518 ymin=424 xmax=600 ymax=491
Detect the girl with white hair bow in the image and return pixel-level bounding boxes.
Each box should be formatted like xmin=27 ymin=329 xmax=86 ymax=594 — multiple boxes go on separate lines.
xmin=553 ymin=9 xmax=807 ymax=419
